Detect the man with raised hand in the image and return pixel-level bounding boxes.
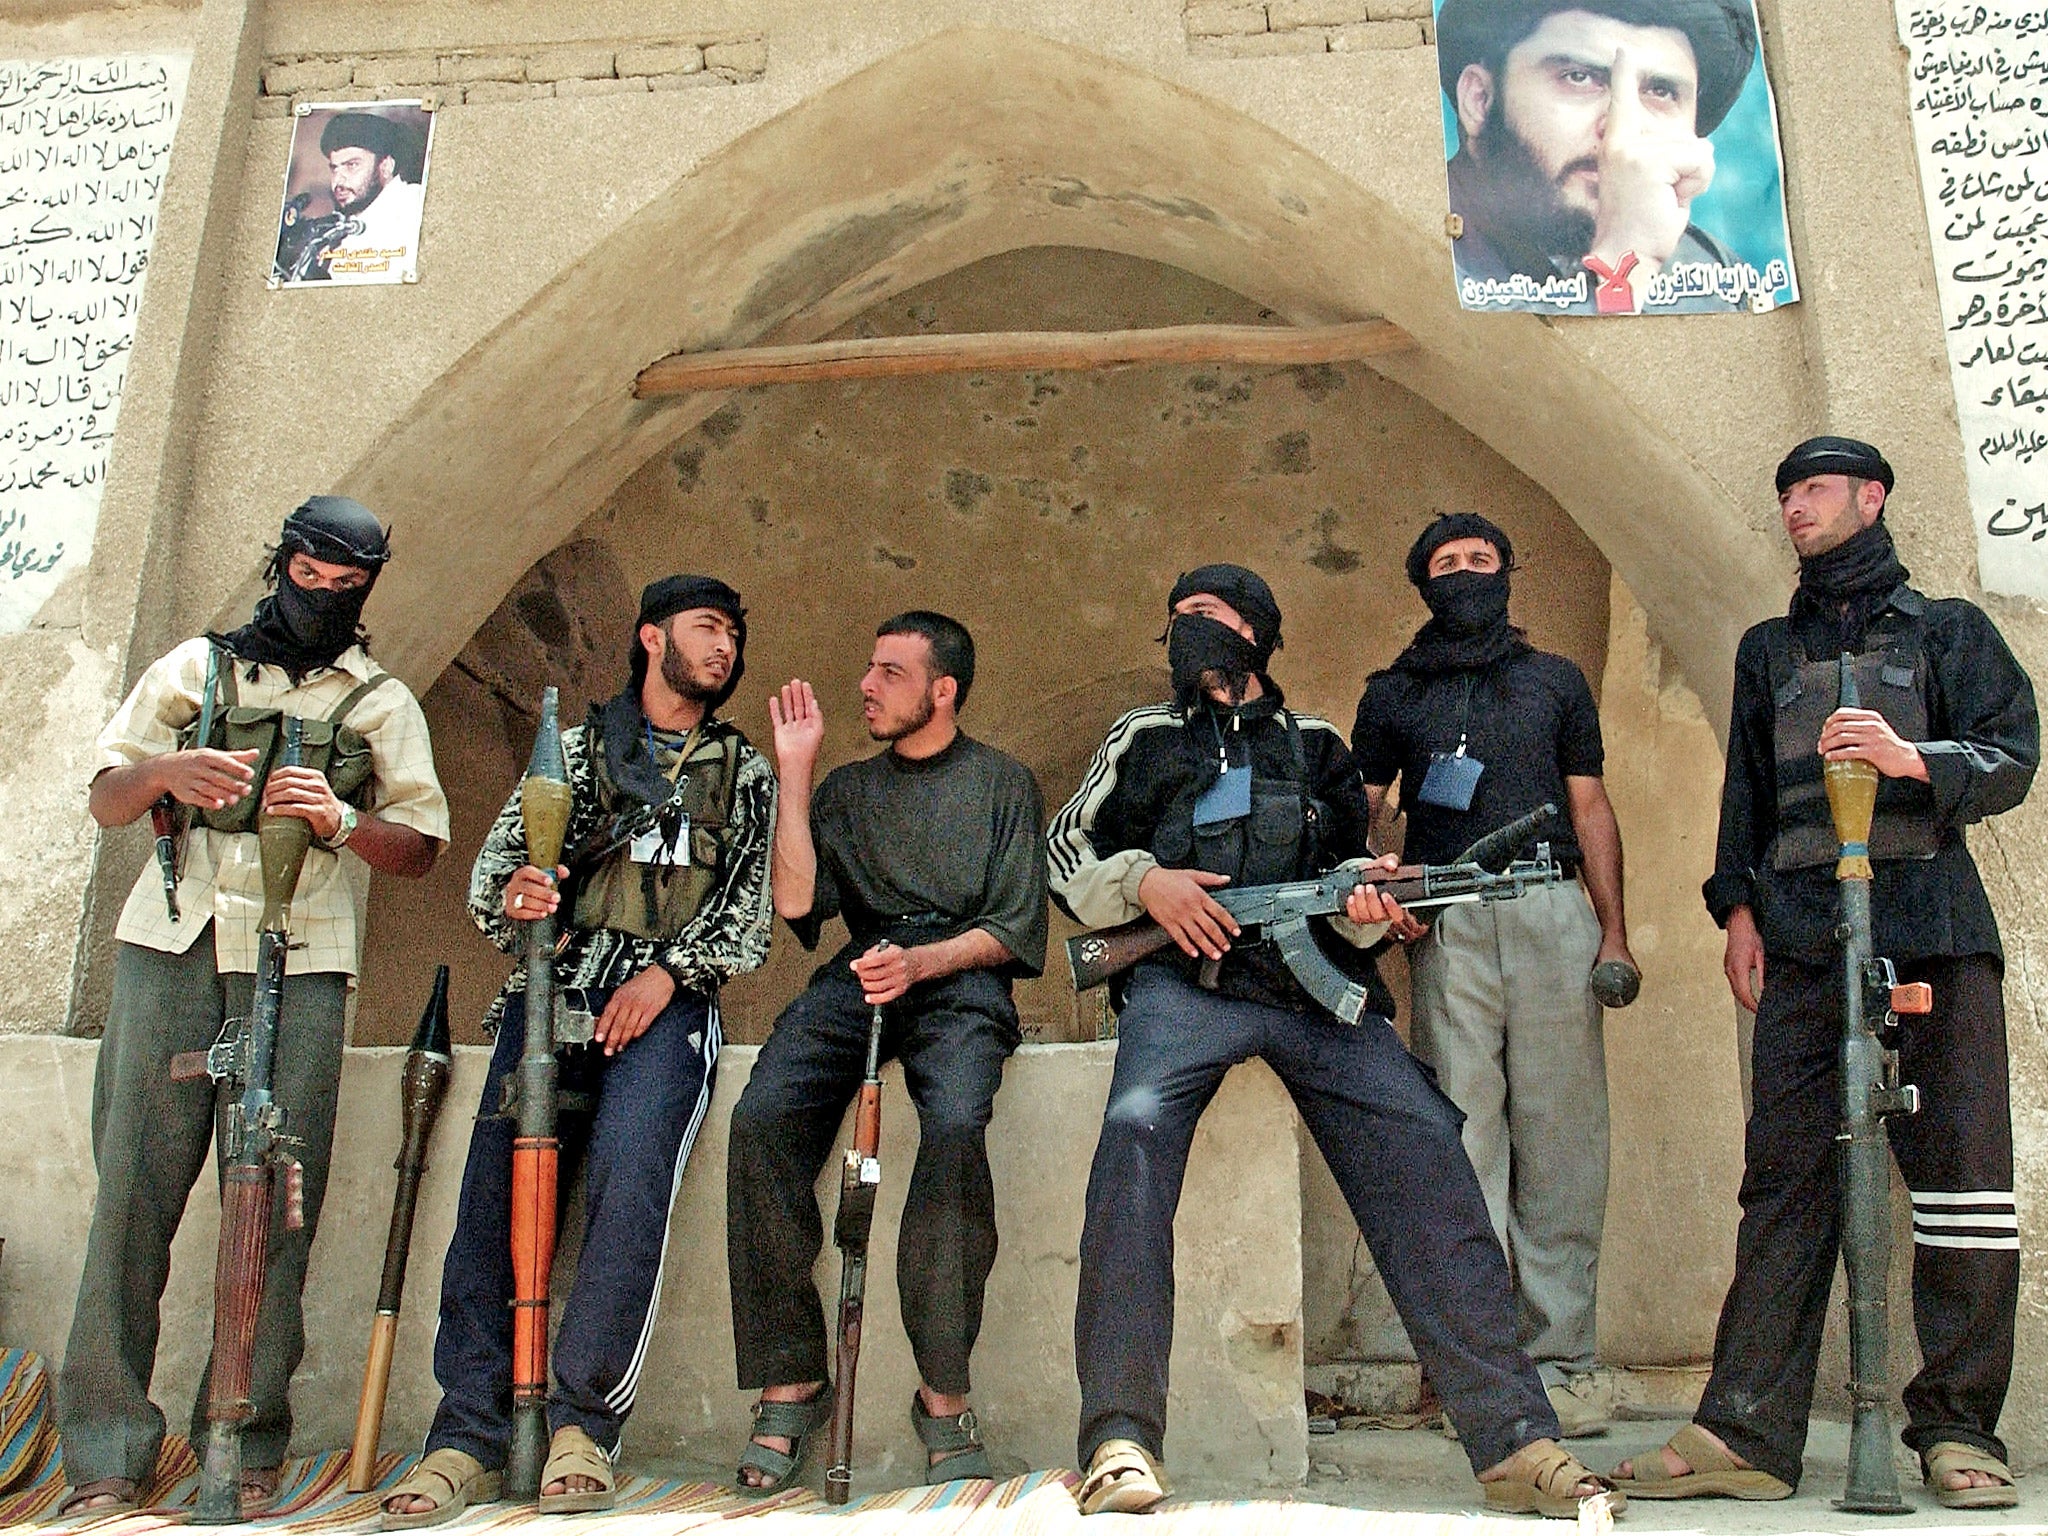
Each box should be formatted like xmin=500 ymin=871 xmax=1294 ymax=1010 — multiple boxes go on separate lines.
xmin=728 ymin=611 xmax=1046 ymax=1494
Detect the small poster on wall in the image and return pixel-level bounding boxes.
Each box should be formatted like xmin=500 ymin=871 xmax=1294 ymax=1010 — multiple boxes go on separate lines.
xmin=270 ymin=100 xmax=435 ymax=287
xmin=1433 ymin=0 xmax=1799 ymax=316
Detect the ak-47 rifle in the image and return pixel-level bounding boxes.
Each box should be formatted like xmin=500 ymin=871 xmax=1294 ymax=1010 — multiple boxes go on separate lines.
xmin=1825 ymin=656 xmax=1927 ymax=1515
xmin=147 ymin=646 xmax=223 ymax=922
xmin=173 ymin=715 xmax=314 ymax=1524
xmin=825 ymin=990 xmax=888 ymax=1505
xmin=504 ymin=688 xmax=572 ymax=1503
xmin=346 ymin=965 xmax=454 ymax=1492
xmin=1067 ymin=804 xmax=1563 ymax=1024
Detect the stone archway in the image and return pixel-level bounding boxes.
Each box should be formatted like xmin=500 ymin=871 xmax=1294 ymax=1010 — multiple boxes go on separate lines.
xmin=315 ymin=25 xmax=1778 ymax=727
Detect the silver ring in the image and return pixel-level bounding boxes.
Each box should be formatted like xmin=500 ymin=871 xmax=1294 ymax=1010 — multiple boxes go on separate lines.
xmin=514 ymin=894 xmax=525 ymax=911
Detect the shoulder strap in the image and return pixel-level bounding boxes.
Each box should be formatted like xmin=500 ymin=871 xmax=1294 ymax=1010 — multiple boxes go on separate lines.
xmin=1762 ymin=622 xmax=1801 ymax=710
xmin=215 ymin=644 xmax=241 ymax=709
xmin=326 ymin=669 xmax=393 ymax=725
xmin=1282 ymin=709 xmax=1310 ymax=790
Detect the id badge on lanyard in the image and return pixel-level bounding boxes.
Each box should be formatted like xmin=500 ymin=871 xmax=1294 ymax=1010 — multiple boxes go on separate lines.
xmin=630 ymin=721 xmax=697 ymax=865
xmin=1416 ymin=676 xmax=1485 ymax=812
xmin=1192 ymin=714 xmax=1252 ymax=827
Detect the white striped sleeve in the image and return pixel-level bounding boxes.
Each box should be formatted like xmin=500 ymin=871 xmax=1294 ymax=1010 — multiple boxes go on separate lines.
xmin=1046 ymin=706 xmax=1177 ymax=929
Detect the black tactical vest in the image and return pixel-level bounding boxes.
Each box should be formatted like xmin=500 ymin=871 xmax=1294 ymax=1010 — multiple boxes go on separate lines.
xmin=1150 ymin=710 xmax=1326 ymax=888
xmin=1767 ymin=590 xmax=1939 ymax=871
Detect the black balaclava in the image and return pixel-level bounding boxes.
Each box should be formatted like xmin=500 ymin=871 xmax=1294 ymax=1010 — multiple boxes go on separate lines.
xmin=1778 ymin=439 xmax=1908 ymax=638
xmin=1164 ymin=564 xmax=1283 ymax=708
xmin=628 ymin=573 xmax=747 ymax=710
xmin=211 ymin=495 xmax=390 ymax=679
xmin=1393 ymin=514 xmax=1530 ymax=676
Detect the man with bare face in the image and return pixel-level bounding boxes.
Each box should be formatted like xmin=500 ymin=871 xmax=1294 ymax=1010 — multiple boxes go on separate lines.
xmin=1437 ymin=0 xmax=1758 ymax=313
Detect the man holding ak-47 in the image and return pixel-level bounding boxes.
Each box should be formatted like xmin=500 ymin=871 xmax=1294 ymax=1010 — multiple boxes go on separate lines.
xmin=57 ymin=497 xmax=448 ymax=1518
xmin=1047 ymin=565 xmax=1617 ymax=1520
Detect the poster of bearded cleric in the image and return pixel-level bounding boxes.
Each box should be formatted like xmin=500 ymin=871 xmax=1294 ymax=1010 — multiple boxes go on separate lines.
xmin=1435 ymin=0 xmax=1799 ymax=315
xmin=270 ymin=101 xmax=434 ymax=287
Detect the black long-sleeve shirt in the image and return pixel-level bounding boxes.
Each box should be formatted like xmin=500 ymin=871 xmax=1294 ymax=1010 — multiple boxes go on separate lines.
xmin=1704 ymin=588 xmax=2037 ymax=963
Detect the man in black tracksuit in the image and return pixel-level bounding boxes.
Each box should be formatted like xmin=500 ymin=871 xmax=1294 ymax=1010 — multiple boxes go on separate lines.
xmin=1615 ymin=438 xmax=2036 ymax=1509
xmin=1048 ymin=564 xmax=1614 ymax=1519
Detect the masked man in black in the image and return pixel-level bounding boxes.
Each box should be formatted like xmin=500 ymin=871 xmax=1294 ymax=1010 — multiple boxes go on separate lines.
xmin=59 ymin=498 xmax=449 ymax=1517
xmin=383 ymin=577 xmax=775 ymax=1526
xmin=1048 ymin=565 xmax=1618 ymax=1520
xmin=1613 ymin=439 xmax=2035 ymax=1509
xmin=1352 ymin=515 xmax=1633 ymax=1437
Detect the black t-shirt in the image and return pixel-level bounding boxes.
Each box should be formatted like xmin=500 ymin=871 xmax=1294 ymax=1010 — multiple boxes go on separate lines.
xmin=795 ymin=733 xmax=1048 ymax=977
xmin=1350 ymin=651 xmax=1604 ymax=866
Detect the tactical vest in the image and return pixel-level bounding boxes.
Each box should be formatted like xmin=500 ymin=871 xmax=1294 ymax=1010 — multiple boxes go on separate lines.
xmin=1150 ymin=710 xmax=1326 ymax=888
xmin=1767 ymin=591 xmax=1939 ymax=871
xmin=176 ymin=645 xmax=388 ymax=834
xmin=571 ymin=726 xmax=743 ymax=941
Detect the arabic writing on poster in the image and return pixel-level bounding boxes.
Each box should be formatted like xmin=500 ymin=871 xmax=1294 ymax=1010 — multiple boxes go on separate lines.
xmin=1898 ymin=3 xmax=2048 ymax=601
xmin=0 ymin=55 xmax=187 ymax=633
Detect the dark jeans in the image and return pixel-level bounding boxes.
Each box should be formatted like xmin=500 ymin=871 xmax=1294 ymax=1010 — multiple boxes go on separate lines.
xmin=426 ymin=985 xmax=720 ymax=1464
xmin=1697 ymin=953 xmax=2017 ymax=1489
xmin=727 ymin=955 xmax=1018 ymax=1395
xmin=58 ymin=933 xmax=347 ymax=1485
xmin=1075 ymin=964 xmax=1556 ymax=1476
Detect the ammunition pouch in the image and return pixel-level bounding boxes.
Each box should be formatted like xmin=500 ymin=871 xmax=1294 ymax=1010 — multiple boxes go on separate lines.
xmin=176 ymin=647 xmax=389 ymax=834
xmin=570 ymin=728 xmax=742 ymax=941
xmin=1768 ymin=597 xmax=1939 ymax=871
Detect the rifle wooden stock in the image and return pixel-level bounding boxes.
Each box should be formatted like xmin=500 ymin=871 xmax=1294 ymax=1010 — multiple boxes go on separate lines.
xmin=826 ymin=1007 xmax=886 ymax=1505
xmin=347 ymin=967 xmax=454 ymax=1491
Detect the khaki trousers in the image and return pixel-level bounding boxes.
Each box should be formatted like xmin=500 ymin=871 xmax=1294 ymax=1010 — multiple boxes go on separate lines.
xmin=1408 ymin=880 xmax=1606 ymax=1383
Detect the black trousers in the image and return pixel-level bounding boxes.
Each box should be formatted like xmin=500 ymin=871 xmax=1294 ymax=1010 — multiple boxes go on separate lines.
xmin=1696 ymin=953 xmax=2017 ymax=1489
xmin=727 ymin=954 xmax=1018 ymax=1394
xmin=1075 ymin=964 xmax=1555 ymax=1476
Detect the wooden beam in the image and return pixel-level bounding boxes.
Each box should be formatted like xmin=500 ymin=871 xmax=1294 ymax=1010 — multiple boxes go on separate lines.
xmin=632 ymin=319 xmax=1413 ymax=397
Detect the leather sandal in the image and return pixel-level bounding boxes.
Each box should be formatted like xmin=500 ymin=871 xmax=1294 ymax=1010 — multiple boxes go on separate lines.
xmin=1077 ymin=1439 xmax=1168 ymax=1515
xmin=735 ymin=1388 xmax=831 ymax=1494
xmin=1482 ymin=1437 xmax=1626 ymax=1519
xmin=1922 ymin=1441 xmax=2018 ymax=1510
xmin=58 ymin=1478 xmax=139 ymax=1519
xmin=380 ymin=1449 xmax=503 ymax=1530
xmin=240 ymin=1465 xmax=282 ymax=1518
xmin=538 ymin=1424 xmax=616 ymax=1514
xmin=911 ymin=1393 xmax=993 ymax=1485
xmin=1609 ymin=1422 xmax=1789 ymax=1500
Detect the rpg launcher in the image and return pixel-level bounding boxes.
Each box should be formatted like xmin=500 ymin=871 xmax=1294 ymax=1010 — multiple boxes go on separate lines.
xmin=504 ymin=688 xmax=572 ymax=1504
xmin=1067 ymin=803 xmax=1563 ymax=1025
xmin=825 ymin=994 xmax=888 ymax=1505
xmin=347 ymin=965 xmax=454 ymax=1492
xmin=173 ymin=716 xmax=314 ymax=1524
xmin=1826 ymin=655 xmax=1927 ymax=1516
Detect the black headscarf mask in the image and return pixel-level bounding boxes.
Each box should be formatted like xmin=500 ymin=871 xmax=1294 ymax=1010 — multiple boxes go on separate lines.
xmin=211 ymin=496 xmax=390 ymax=679
xmin=1166 ymin=613 xmax=1263 ymax=708
xmin=1392 ymin=515 xmax=1531 ymax=675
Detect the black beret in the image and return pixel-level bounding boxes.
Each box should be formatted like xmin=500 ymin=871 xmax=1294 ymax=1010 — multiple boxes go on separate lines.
xmin=1436 ymin=0 xmax=1759 ymax=136
xmin=319 ymin=110 xmax=403 ymax=161
xmin=281 ymin=494 xmax=390 ymax=568
xmin=1406 ymin=513 xmax=1515 ymax=590
xmin=1776 ymin=436 xmax=1894 ymax=494
xmin=1168 ymin=563 xmax=1284 ymax=659
xmin=639 ymin=574 xmax=745 ymax=628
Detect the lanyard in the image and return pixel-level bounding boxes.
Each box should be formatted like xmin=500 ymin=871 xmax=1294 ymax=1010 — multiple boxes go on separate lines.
xmin=645 ymin=720 xmax=703 ymax=791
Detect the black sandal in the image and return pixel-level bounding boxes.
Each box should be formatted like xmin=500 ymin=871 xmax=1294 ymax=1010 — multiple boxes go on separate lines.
xmin=912 ymin=1393 xmax=993 ymax=1485
xmin=735 ymin=1388 xmax=831 ymax=1494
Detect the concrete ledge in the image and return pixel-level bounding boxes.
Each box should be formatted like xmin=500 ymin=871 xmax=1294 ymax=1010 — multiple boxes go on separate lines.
xmin=0 ymin=1037 xmax=1305 ymax=1486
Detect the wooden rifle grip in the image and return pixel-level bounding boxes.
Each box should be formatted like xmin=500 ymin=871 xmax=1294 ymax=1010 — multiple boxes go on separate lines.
xmin=853 ymin=1083 xmax=882 ymax=1155
xmin=209 ymin=1169 xmax=273 ymax=1420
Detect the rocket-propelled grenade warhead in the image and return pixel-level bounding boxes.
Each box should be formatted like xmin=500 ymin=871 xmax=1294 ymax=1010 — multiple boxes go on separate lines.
xmin=1824 ymin=654 xmax=1880 ymax=883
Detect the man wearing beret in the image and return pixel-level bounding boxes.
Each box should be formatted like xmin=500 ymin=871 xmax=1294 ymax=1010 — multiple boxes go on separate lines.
xmin=1050 ymin=565 xmax=1619 ymax=1520
xmin=382 ymin=577 xmax=775 ymax=1525
xmin=1351 ymin=515 xmax=1635 ymax=1439
xmin=1435 ymin=0 xmax=1759 ymax=313
xmin=59 ymin=497 xmax=448 ymax=1517
xmin=1613 ymin=439 xmax=2035 ymax=1508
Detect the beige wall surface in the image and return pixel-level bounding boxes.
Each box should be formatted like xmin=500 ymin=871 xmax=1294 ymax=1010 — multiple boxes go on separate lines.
xmin=1 ymin=0 xmax=2041 ymax=1474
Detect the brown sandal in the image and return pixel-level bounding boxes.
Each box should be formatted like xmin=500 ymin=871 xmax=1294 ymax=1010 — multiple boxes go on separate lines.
xmin=1610 ymin=1422 xmax=1791 ymax=1500
xmin=1483 ymin=1438 xmax=1626 ymax=1519
xmin=1922 ymin=1441 xmax=2017 ymax=1510
xmin=58 ymin=1479 xmax=139 ymax=1519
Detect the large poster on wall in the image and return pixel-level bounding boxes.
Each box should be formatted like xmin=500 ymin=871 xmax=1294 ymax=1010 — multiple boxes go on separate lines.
xmin=1434 ymin=0 xmax=1799 ymax=315
xmin=0 ymin=55 xmax=188 ymax=635
xmin=271 ymin=100 xmax=435 ymax=287
xmin=1896 ymin=0 xmax=2048 ymax=604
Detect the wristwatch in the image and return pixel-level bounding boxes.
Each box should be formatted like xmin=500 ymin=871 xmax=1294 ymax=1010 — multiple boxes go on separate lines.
xmin=329 ymin=802 xmax=358 ymax=848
